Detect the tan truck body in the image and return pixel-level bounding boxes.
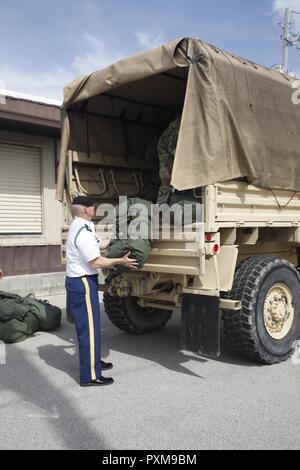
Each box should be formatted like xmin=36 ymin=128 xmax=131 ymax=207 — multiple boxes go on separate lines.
xmin=58 ymin=38 xmax=300 ymax=363
xmin=61 ymin=151 xmax=300 ymax=310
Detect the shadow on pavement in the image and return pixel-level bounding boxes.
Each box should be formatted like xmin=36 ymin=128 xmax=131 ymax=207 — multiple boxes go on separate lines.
xmin=42 ymin=304 xmax=261 ymax=388
xmin=38 ymin=323 xmax=79 ymax=384
xmin=2 ymin=336 xmax=110 ymax=450
xmin=217 ymin=332 xmax=264 ymax=368
xmin=104 ymin=319 xmax=261 ymax=370
xmin=41 ymin=310 xmax=207 ymax=380
xmin=102 ymin=318 xmax=207 ymax=378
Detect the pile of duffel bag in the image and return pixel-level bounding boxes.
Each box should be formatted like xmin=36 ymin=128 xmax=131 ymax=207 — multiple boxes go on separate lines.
xmin=0 ymin=291 xmax=62 ymax=343
xmin=106 ymin=197 xmax=153 ymax=269
xmin=106 ymin=191 xmax=201 ymax=270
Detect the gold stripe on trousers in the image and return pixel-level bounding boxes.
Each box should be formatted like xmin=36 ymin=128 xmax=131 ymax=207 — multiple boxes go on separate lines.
xmin=82 ymin=277 xmax=96 ymax=381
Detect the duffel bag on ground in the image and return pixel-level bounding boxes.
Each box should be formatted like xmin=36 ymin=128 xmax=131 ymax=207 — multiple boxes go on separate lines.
xmin=0 ymin=290 xmax=62 ymax=343
xmin=0 ymin=312 xmax=39 ymax=344
xmin=24 ymin=294 xmax=62 ymax=332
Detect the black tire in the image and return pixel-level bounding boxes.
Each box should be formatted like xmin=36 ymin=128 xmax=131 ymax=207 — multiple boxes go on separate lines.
xmin=103 ymin=293 xmax=172 ymax=334
xmin=223 ymin=256 xmax=300 ymax=364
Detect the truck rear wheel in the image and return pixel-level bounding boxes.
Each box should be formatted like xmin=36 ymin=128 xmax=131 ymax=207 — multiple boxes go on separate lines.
xmin=103 ymin=293 xmax=173 ymax=334
xmin=223 ymin=256 xmax=300 ymax=364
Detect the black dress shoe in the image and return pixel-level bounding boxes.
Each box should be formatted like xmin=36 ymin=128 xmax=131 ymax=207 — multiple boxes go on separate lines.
xmin=101 ymin=360 xmax=113 ymax=371
xmin=80 ymin=376 xmax=114 ymax=387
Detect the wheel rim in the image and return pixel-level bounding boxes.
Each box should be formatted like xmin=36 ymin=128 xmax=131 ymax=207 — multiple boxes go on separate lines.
xmin=263 ymin=282 xmax=295 ymax=340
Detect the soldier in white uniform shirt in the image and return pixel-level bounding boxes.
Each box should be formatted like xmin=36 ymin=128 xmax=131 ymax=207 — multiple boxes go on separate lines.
xmin=66 ymin=196 xmax=138 ymax=387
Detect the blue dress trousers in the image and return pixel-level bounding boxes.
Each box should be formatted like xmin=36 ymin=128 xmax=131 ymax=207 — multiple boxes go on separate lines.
xmin=66 ymin=274 xmax=101 ymax=383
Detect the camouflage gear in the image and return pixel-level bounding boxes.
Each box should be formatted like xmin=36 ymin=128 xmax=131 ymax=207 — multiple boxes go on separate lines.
xmin=156 ymin=117 xmax=181 ymax=204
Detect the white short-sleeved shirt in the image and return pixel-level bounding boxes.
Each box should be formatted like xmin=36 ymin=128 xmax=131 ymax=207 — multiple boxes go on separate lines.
xmin=66 ymin=217 xmax=101 ymax=277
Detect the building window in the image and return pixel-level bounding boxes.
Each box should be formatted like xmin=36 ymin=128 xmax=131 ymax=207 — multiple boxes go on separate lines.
xmin=0 ymin=142 xmax=42 ymax=234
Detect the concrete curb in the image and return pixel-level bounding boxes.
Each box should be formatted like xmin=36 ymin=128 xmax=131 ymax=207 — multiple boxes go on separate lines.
xmin=0 ymin=272 xmax=66 ymax=297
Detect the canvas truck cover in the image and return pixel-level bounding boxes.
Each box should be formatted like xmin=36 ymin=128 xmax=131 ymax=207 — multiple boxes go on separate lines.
xmin=56 ymin=37 xmax=300 ymax=201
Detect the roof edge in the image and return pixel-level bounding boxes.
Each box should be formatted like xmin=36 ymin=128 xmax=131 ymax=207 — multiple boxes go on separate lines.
xmin=0 ymin=89 xmax=62 ymax=107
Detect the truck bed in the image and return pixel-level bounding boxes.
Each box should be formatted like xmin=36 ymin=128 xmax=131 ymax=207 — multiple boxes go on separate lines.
xmin=61 ymin=180 xmax=300 ymax=278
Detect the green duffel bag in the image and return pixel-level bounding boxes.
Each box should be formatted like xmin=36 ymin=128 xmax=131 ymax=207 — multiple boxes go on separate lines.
xmin=107 ymin=239 xmax=152 ymax=269
xmin=23 ymin=312 xmax=39 ymax=335
xmin=114 ymin=197 xmax=153 ymax=241
xmin=0 ymin=290 xmax=61 ymax=343
xmin=0 ymin=298 xmax=29 ymax=322
xmin=0 ymin=318 xmax=35 ymax=344
xmin=24 ymin=295 xmax=62 ymax=331
xmin=107 ymin=197 xmax=153 ymax=269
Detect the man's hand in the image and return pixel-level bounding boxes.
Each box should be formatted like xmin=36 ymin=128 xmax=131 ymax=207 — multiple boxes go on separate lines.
xmin=120 ymin=252 xmax=139 ymax=270
xmin=0 ymin=269 xmax=4 ymax=280
xmin=89 ymin=252 xmax=139 ymax=270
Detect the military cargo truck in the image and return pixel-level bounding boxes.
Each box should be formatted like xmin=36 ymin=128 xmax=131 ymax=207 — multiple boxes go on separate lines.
xmin=57 ymin=38 xmax=300 ymax=364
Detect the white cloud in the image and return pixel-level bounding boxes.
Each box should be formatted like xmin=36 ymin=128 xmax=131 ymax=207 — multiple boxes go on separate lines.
xmin=273 ymin=0 xmax=300 ymax=12
xmin=0 ymin=33 xmax=123 ymax=100
xmin=273 ymin=0 xmax=300 ymax=25
xmin=0 ymin=63 xmax=70 ymax=101
xmin=72 ymin=33 xmax=122 ymax=74
xmin=0 ymin=28 xmax=166 ymax=100
xmin=135 ymin=29 xmax=165 ymax=50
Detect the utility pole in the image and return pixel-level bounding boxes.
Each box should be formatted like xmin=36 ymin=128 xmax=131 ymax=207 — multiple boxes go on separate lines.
xmin=282 ymin=7 xmax=290 ymax=73
xmin=279 ymin=8 xmax=300 ymax=74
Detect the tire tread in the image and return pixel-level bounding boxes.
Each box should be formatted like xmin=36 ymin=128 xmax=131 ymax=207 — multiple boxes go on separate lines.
xmin=223 ymin=256 xmax=300 ymax=364
xmin=103 ymin=293 xmax=172 ymax=335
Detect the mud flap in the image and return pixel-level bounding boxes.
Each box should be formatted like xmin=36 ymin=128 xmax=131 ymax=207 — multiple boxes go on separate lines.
xmin=181 ymin=293 xmax=221 ymax=358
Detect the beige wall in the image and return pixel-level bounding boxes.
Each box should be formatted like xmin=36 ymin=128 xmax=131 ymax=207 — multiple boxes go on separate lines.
xmin=0 ymin=129 xmax=62 ymax=246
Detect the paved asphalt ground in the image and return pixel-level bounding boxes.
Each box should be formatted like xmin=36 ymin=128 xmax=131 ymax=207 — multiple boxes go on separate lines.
xmin=1 ymin=292 xmax=300 ymax=450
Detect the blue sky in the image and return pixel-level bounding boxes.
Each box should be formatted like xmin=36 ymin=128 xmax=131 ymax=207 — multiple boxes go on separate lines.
xmin=0 ymin=0 xmax=299 ymax=100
